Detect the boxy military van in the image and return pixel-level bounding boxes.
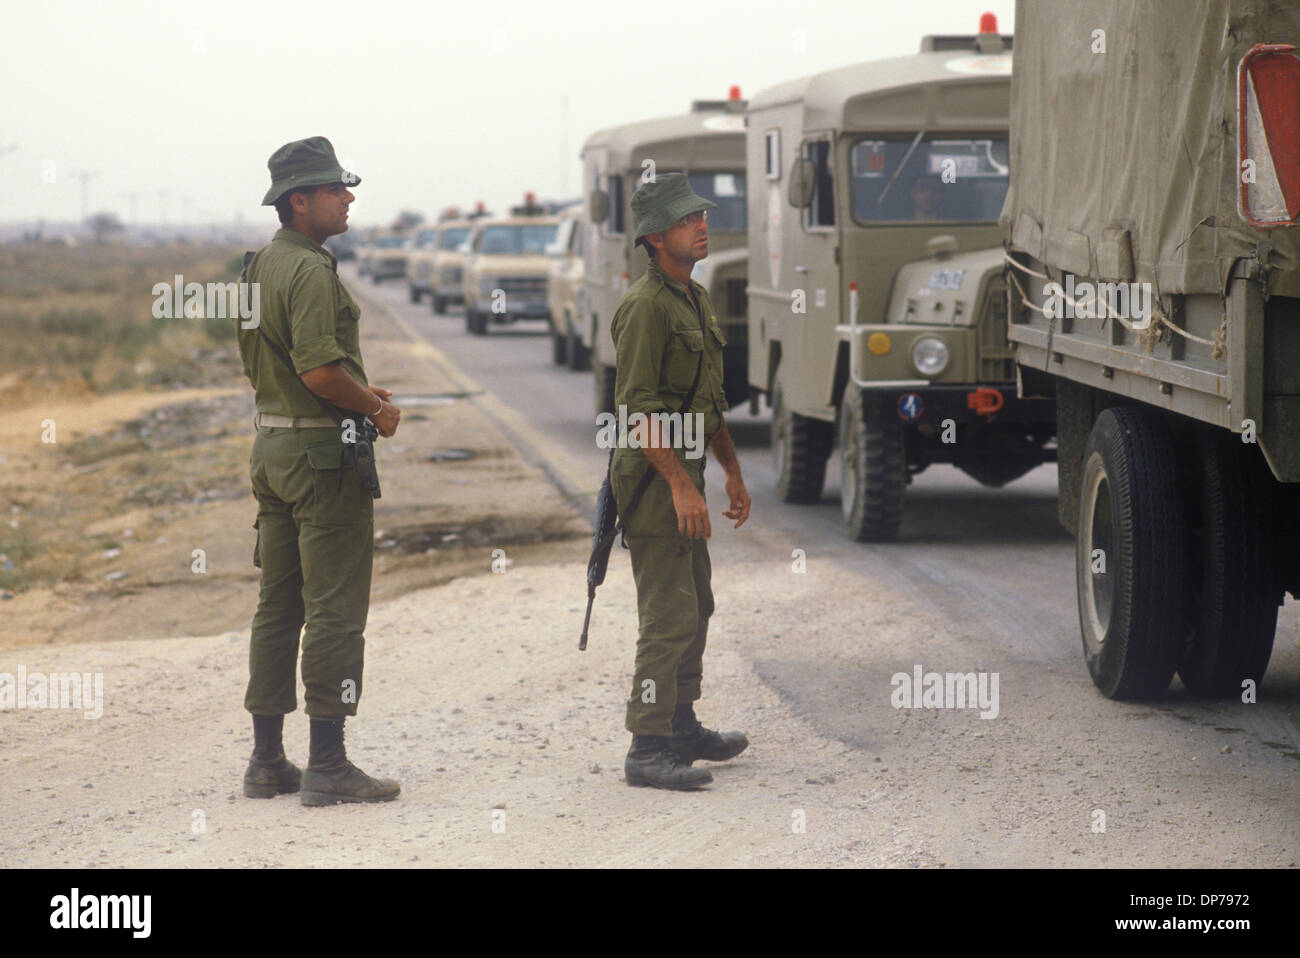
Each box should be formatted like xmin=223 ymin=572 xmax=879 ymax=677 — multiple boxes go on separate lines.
xmin=547 ymin=203 xmax=586 ymax=366
xmin=746 ymin=17 xmax=1057 ymax=541
xmin=429 ymin=216 xmax=478 ymax=314
xmin=461 ymin=198 xmax=560 ymax=335
xmin=580 ymin=92 xmax=750 ymax=412
xmin=404 ymin=225 xmax=440 ymax=303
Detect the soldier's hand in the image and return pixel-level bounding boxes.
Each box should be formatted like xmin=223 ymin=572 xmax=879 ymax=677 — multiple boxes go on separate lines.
xmin=722 ymin=476 xmax=750 ymax=529
xmin=374 ymin=400 xmax=401 ymax=438
xmin=370 ymin=385 xmax=393 ymax=402
xmin=671 ymin=482 xmax=711 ymax=540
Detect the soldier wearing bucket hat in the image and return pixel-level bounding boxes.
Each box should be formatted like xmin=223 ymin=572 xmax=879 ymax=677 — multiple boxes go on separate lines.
xmin=236 ymin=135 xmax=402 ymax=806
xmin=608 ymin=172 xmax=752 ymax=790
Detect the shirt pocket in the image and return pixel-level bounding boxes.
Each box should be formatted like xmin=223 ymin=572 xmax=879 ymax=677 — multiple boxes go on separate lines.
xmin=667 ymin=324 xmax=705 ymax=394
xmin=708 ymin=323 xmax=727 ymax=349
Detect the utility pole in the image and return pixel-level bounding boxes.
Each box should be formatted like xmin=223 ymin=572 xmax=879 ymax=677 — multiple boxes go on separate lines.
xmin=71 ymin=169 xmax=99 ymax=222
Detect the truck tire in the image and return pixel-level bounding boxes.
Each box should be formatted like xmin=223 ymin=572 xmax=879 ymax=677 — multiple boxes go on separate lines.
xmin=371 ymin=274 xmax=382 ymax=286
xmin=1178 ymin=432 xmax=1279 ymax=696
xmin=464 ymin=309 xmax=475 ymax=333
xmin=552 ymin=329 xmax=568 ymax=366
xmin=1076 ymin=407 xmax=1187 ymax=700
xmin=839 ymin=387 xmax=905 ymax=541
xmin=471 ymin=310 xmax=488 ymax=335
xmin=568 ymin=325 xmax=591 ymax=372
xmin=432 ymin=294 xmax=446 ymax=315
xmin=594 ymin=363 xmax=616 ymax=416
xmin=772 ymin=375 xmax=832 ymax=504
xmin=957 ymin=459 xmax=1038 ymax=488
xmin=409 ymin=285 xmax=421 ymax=304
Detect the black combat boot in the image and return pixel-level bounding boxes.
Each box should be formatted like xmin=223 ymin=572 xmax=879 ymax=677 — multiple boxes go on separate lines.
xmin=624 ymin=734 xmax=713 ymax=789
xmin=670 ymin=703 xmax=749 ymax=763
xmin=243 ymin=713 xmax=302 ymax=798
xmin=300 ymin=717 xmax=401 ymax=806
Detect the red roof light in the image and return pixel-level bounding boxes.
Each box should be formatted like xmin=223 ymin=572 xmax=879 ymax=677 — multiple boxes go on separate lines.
xmin=979 ymin=12 xmax=998 ymax=33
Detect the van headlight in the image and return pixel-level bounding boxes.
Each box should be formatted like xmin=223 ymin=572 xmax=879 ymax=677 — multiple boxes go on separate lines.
xmin=911 ymin=337 xmax=949 ymax=376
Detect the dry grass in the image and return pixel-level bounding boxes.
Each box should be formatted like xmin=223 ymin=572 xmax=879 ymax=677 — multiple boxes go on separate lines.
xmin=0 ymin=242 xmax=246 ymax=407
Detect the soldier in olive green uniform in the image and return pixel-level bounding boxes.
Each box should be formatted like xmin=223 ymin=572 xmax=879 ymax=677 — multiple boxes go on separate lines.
xmin=611 ymin=173 xmax=753 ymax=790
xmin=237 ymin=137 xmax=401 ymax=806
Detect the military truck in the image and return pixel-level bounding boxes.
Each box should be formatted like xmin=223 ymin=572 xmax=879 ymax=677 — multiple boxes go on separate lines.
xmin=461 ymin=195 xmax=559 ymax=335
xmin=1003 ymin=0 xmax=1300 ymax=700
xmin=429 ymin=207 xmax=483 ymax=314
xmin=546 ymin=202 xmax=586 ymax=366
xmin=403 ymin=225 xmax=440 ymax=303
xmin=580 ymin=91 xmax=751 ymax=412
xmin=746 ymin=17 xmax=1056 ymax=542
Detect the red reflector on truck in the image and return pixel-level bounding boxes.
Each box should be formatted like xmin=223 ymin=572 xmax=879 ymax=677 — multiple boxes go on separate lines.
xmin=967 ymin=388 xmax=1004 ymax=416
xmin=1238 ymin=44 xmax=1300 ymax=228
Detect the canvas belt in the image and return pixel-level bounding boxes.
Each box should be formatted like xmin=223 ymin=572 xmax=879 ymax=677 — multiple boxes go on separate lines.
xmin=254 ymin=412 xmax=337 ymax=429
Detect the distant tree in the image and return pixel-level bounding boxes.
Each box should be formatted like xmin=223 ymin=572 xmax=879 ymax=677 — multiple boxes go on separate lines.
xmin=392 ymin=210 xmax=424 ymax=230
xmin=87 ymin=212 xmax=125 ymax=243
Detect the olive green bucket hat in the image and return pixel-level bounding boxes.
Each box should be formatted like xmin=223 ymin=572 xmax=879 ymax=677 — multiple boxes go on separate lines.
xmin=631 ymin=172 xmax=716 ymax=243
xmin=261 ymin=136 xmax=361 ymax=206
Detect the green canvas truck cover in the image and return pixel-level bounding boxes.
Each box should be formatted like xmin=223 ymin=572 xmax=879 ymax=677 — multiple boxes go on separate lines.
xmin=1001 ymin=0 xmax=1300 ymax=298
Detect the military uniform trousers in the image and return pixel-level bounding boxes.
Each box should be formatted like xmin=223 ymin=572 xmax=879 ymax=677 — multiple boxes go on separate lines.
xmin=612 ymin=450 xmax=714 ymax=736
xmin=244 ymin=424 xmax=373 ymax=718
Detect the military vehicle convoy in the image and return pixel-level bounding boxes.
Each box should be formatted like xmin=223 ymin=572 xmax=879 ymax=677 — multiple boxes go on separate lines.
xmin=461 ymin=195 xmax=560 ymax=335
xmin=745 ymin=17 xmax=1055 ymax=541
xmin=580 ymin=91 xmax=751 ymax=413
xmin=1002 ymin=0 xmax=1300 ymax=699
xmin=546 ymin=202 xmax=586 ymax=366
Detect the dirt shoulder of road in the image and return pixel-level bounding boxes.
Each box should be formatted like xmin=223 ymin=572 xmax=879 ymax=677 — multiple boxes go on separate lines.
xmin=0 ymin=285 xmax=588 ymax=648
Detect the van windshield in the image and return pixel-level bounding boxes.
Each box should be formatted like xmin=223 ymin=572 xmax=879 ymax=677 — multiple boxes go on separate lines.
xmin=477 ymin=224 xmax=558 ymax=255
xmin=439 ymin=227 xmax=470 ymax=250
xmin=687 ymin=171 xmax=746 ymax=231
xmin=850 ymin=136 xmax=1008 ymax=225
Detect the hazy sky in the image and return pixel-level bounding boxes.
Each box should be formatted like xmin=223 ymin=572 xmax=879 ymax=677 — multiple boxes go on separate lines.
xmin=2 ymin=0 xmax=1015 ymax=229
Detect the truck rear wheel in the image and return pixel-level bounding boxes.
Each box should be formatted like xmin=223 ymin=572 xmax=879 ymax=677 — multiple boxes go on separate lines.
xmin=1178 ymin=432 xmax=1279 ymax=696
xmin=1076 ymin=407 xmax=1187 ymax=699
xmin=593 ymin=363 xmax=617 ymax=416
xmin=552 ymin=329 xmax=568 ymax=366
xmin=840 ymin=387 xmax=905 ymax=541
xmin=408 ymin=285 xmax=421 ymax=304
xmin=432 ymin=294 xmax=446 ymax=315
xmin=772 ymin=375 xmax=832 ymax=504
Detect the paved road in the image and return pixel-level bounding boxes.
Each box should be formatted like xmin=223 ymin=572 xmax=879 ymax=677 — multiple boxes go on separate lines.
xmin=351 ymin=266 xmax=1300 ymax=865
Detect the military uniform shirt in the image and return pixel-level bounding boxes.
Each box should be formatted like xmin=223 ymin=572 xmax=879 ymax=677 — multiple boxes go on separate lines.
xmin=610 ymin=260 xmax=728 ymax=469
xmin=238 ymin=228 xmax=368 ymax=418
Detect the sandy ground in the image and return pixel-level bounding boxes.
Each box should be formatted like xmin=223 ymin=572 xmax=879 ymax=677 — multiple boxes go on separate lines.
xmin=1 ymin=286 xmax=924 ymax=868
xmin=4 ymin=285 xmax=1295 ymax=869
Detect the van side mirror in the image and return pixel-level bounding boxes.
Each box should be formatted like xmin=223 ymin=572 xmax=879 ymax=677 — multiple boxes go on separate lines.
xmin=589 ymin=189 xmax=610 ymax=224
xmin=787 ymin=158 xmax=815 ymax=209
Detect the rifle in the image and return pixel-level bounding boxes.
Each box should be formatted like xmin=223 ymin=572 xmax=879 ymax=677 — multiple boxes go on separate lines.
xmin=579 ymin=350 xmax=703 ymax=650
